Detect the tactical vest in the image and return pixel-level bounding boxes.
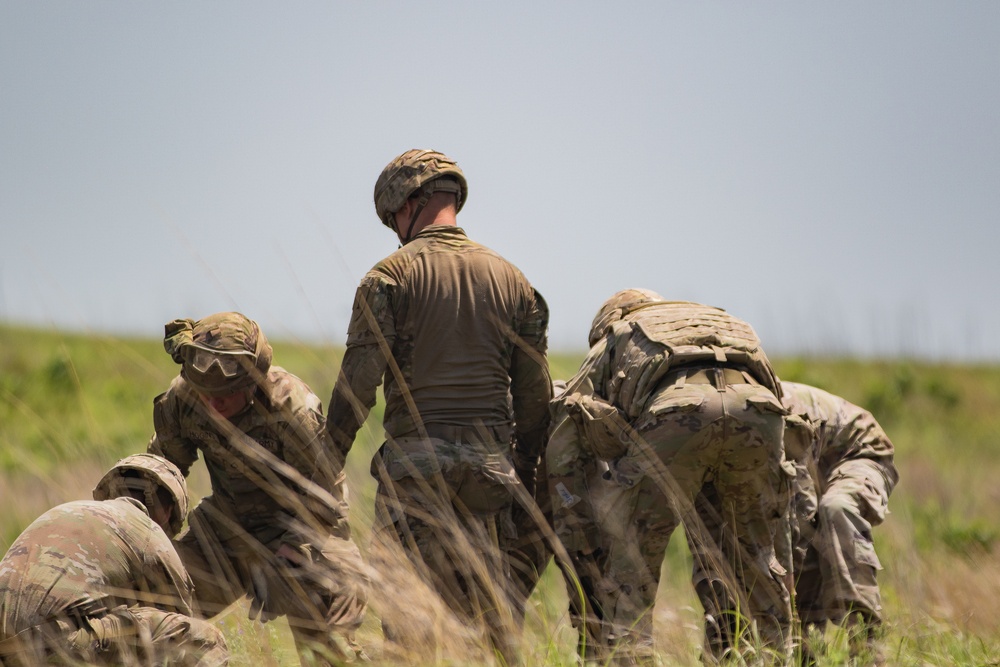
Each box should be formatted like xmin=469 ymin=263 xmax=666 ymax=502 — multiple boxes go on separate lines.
xmin=608 ymin=301 xmax=781 ymax=417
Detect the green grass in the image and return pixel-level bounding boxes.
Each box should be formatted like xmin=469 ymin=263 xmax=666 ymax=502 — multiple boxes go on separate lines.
xmin=2 ymin=323 xmax=999 ymax=664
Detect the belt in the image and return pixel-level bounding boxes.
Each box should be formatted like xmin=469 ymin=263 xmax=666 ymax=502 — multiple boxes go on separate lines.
xmin=394 ymin=422 xmax=512 ymax=443
xmin=666 ymin=365 xmax=757 ymax=389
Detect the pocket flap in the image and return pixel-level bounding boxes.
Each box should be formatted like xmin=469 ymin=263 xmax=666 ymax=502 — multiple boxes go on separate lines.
xmin=746 ymin=394 xmax=786 ymax=415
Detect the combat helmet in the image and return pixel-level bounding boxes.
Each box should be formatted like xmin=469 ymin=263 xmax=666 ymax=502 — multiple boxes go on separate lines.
xmin=163 ymin=312 xmax=273 ymax=396
xmin=373 ymin=149 xmax=467 ymax=231
xmin=588 ymin=288 xmax=665 ymax=347
xmin=93 ymin=453 xmax=189 ymax=537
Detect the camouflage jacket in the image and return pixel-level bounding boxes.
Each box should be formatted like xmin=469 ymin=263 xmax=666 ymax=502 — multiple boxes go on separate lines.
xmin=326 ymin=225 xmax=552 ymax=465
xmin=0 ymin=498 xmax=194 ymax=637
xmin=780 ymin=381 xmax=899 ymax=526
xmin=149 ymin=366 xmax=348 ymax=548
xmin=568 ymin=301 xmax=781 ymax=422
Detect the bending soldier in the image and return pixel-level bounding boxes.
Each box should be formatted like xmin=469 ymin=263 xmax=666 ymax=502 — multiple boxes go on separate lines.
xmin=690 ymin=382 xmax=897 ymax=665
xmin=560 ymin=289 xmax=792 ymax=664
xmin=326 ymin=149 xmax=552 ymax=662
xmin=148 ymin=312 xmax=368 ymax=666
xmin=0 ymin=454 xmax=229 ymax=666
xmin=782 ymin=381 xmax=897 ymax=663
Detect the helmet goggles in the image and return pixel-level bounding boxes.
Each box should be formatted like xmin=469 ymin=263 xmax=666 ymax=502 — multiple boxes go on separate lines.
xmin=186 ymin=346 xmax=253 ymax=378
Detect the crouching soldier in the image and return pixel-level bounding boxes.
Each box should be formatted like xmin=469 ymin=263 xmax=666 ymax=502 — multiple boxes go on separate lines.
xmin=781 ymin=381 xmax=898 ymax=664
xmin=691 ymin=381 xmax=898 ymax=665
xmin=0 ymin=454 xmax=229 ymax=666
xmin=149 ymin=312 xmax=369 ymax=666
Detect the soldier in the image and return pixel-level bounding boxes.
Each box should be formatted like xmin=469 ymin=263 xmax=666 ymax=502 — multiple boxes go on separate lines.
xmin=690 ymin=382 xmax=897 ymax=665
xmin=326 ymin=149 xmax=552 ymax=662
xmin=0 ymin=454 xmax=229 ymax=666
xmin=559 ymin=289 xmax=792 ymax=664
xmin=148 ymin=312 xmax=368 ymax=666
xmin=782 ymin=381 xmax=897 ymax=663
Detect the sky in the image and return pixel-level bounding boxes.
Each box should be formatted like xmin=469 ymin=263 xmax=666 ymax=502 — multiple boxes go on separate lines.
xmin=2 ymin=2 xmax=998 ymax=361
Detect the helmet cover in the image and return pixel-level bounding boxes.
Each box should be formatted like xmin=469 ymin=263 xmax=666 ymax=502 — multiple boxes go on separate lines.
xmin=93 ymin=453 xmax=189 ymax=537
xmin=164 ymin=312 xmax=273 ymax=396
xmin=373 ymin=149 xmax=467 ymax=228
xmin=588 ymin=288 xmax=665 ymax=347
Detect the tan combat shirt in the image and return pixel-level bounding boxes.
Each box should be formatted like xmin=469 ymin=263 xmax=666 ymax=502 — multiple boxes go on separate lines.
xmin=780 ymin=380 xmax=899 ymax=525
xmin=150 ymin=367 xmax=347 ymax=548
xmin=327 ymin=225 xmax=552 ymax=463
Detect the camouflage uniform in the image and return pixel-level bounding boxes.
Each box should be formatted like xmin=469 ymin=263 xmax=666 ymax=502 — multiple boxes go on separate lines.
xmin=690 ymin=382 xmax=897 ymax=661
xmin=150 ymin=314 xmax=368 ymax=665
xmin=0 ymin=498 xmax=227 ymax=666
xmin=327 ymin=153 xmax=551 ymax=661
xmin=564 ymin=294 xmax=791 ymax=663
xmin=542 ymin=376 xmax=618 ymax=661
xmin=779 ymin=382 xmax=897 ymax=632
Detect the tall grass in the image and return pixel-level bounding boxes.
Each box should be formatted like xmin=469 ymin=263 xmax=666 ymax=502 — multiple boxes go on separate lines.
xmin=2 ymin=323 xmax=999 ymax=664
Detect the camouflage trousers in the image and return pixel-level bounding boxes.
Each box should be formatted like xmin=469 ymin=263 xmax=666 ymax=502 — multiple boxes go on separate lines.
xmin=600 ymin=370 xmax=791 ymax=664
xmin=542 ymin=410 xmax=618 ymax=659
xmin=370 ymin=427 xmax=524 ymax=664
xmin=175 ymin=497 xmax=369 ymax=665
xmin=0 ymin=605 xmax=228 ymax=667
xmin=794 ymin=460 xmax=891 ymax=627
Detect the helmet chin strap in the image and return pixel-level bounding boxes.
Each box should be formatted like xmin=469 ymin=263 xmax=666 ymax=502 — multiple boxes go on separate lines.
xmin=394 ymin=189 xmax=432 ymax=245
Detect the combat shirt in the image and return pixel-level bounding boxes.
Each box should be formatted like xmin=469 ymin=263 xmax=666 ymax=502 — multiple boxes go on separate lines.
xmin=150 ymin=366 xmax=347 ymax=548
xmin=0 ymin=498 xmax=193 ymax=636
xmin=780 ymin=381 xmax=898 ymax=524
xmin=327 ymin=224 xmax=552 ymax=462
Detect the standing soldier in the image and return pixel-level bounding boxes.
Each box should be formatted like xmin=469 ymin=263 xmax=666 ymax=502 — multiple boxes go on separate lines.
xmin=781 ymin=381 xmax=897 ymax=664
xmin=559 ymin=289 xmax=792 ymax=664
xmin=148 ymin=312 xmax=368 ymax=666
xmin=326 ymin=149 xmax=552 ymax=662
xmin=0 ymin=454 xmax=229 ymax=666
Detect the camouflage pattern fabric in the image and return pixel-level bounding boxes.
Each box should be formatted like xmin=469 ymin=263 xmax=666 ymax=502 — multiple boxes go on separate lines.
xmin=542 ymin=389 xmax=618 ymax=661
xmin=370 ymin=427 xmax=524 ymax=662
xmin=149 ymin=366 xmax=368 ymax=662
xmin=93 ymin=453 xmax=190 ymax=538
xmin=175 ymin=504 xmax=369 ymax=662
xmin=689 ymin=381 xmax=898 ymax=659
xmin=373 ymin=149 xmax=468 ymax=228
xmin=780 ymin=381 xmax=898 ymax=626
xmin=0 ymin=498 xmax=228 ymax=666
xmin=164 ymin=313 xmax=273 ymax=397
xmin=326 ymin=224 xmax=551 ymax=661
xmin=568 ymin=300 xmax=791 ymax=663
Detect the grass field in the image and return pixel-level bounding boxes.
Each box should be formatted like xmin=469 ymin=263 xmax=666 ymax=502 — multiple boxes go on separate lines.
xmin=1 ymin=322 xmax=999 ymax=665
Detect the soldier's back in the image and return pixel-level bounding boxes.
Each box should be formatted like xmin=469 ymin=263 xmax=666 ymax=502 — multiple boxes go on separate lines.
xmin=0 ymin=498 xmax=174 ymax=635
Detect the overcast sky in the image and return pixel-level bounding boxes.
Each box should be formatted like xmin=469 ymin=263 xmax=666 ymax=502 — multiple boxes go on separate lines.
xmin=2 ymin=2 xmax=998 ymax=360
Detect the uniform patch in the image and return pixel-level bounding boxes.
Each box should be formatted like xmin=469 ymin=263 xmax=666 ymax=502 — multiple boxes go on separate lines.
xmin=555 ymin=482 xmax=581 ymax=508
